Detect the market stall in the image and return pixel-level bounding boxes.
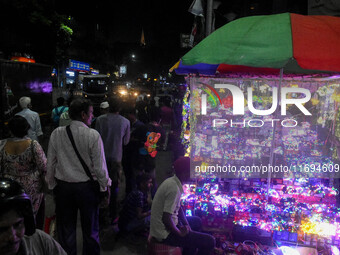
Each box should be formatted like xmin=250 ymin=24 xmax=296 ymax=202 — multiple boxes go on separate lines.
xmin=172 ymin=13 xmax=340 ymax=254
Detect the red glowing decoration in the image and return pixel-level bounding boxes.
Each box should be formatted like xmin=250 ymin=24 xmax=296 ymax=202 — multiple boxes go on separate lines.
xmin=222 ymin=95 xmax=233 ymax=108
xmin=11 ymin=56 xmax=36 ymax=63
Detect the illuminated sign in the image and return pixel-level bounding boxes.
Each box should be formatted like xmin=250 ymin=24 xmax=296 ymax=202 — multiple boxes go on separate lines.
xmin=66 ymin=70 xmax=75 ymax=77
xmin=69 ymin=59 xmax=90 ymax=71
xmin=120 ymin=65 xmax=127 ymax=75
xmin=201 ymin=84 xmax=311 ymax=116
xmin=91 ymin=69 xmax=99 ymax=75
xmin=11 ymin=56 xmax=36 ymax=63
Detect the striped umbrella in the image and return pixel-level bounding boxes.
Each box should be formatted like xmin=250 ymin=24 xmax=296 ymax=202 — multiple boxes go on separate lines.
xmin=172 ymin=13 xmax=340 ymax=75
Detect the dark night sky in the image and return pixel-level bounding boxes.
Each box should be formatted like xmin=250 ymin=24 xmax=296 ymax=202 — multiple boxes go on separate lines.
xmin=55 ymin=0 xmax=307 ymax=54
xmin=0 ymin=0 xmax=308 ymax=75
xmin=54 ymin=0 xmax=194 ymax=75
xmin=57 ymin=0 xmax=194 ymax=46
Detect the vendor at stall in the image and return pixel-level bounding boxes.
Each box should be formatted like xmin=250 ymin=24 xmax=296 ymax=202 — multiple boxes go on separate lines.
xmin=150 ymin=156 xmax=215 ymax=255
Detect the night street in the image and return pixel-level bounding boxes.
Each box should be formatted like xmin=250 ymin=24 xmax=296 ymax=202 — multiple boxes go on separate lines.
xmin=2 ymin=1 xmax=340 ymax=255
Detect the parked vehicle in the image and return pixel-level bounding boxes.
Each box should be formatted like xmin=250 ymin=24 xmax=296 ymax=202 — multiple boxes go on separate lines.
xmin=78 ymin=74 xmax=110 ymax=115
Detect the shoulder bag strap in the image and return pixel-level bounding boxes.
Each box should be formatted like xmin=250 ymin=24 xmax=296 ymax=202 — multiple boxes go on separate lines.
xmin=66 ymin=125 xmax=94 ymax=181
xmin=59 ymin=106 xmax=66 ymax=115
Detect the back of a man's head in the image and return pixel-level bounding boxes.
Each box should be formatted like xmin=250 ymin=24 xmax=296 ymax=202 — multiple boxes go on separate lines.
xmin=173 ymin=156 xmax=191 ymax=182
xmin=69 ymin=98 xmax=92 ymax=120
xmin=19 ymin=97 xmax=31 ymax=109
xmin=108 ymin=97 xmax=120 ymax=113
xmin=57 ymin=97 xmax=65 ymax=107
xmin=163 ymin=98 xmax=171 ymax=108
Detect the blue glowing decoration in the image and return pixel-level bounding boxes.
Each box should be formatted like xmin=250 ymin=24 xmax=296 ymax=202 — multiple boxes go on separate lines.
xmin=186 ymin=209 xmax=192 ymax=217
xmin=210 ymin=184 xmax=219 ymax=195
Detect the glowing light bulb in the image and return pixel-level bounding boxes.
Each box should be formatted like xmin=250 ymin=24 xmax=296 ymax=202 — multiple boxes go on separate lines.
xmin=331 ymin=246 xmax=340 ymax=255
xmin=280 ymin=246 xmax=300 ymax=255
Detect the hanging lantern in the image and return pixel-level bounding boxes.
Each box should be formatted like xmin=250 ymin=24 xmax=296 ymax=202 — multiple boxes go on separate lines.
xmin=184 ymin=130 xmax=190 ymax=140
xmin=222 ymin=95 xmax=233 ymax=108
xmin=259 ymin=84 xmax=269 ymax=93
xmin=201 ymin=88 xmax=218 ymax=108
xmin=311 ymin=98 xmax=320 ymax=105
xmin=208 ymin=95 xmax=217 ymax=108
xmin=310 ymin=92 xmax=320 ymax=105
xmin=332 ymin=87 xmax=340 ymax=102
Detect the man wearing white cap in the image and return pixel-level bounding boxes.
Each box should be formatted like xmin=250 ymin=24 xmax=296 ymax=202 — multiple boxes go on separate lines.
xmin=95 ymin=98 xmax=130 ymax=223
xmin=100 ymin=101 xmax=110 ymax=115
xmin=90 ymin=101 xmax=110 ymax=129
xmin=15 ymin=96 xmax=43 ymax=142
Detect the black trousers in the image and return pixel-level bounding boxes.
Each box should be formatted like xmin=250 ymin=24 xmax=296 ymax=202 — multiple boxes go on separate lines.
xmin=106 ymin=160 xmax=121 ymax=220
xmin=162 ymin=216 xmax=215 ymax=255
xmin=54 ymin=180 xmax=100 ymax=255
xmin=35 ymin=195 xmax=45 ymax=230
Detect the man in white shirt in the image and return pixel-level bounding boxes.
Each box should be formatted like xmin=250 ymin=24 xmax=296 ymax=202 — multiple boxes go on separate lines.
xmin=150 ymin=157 xmax=215 ymax=255
xmin=46 ymin=98 xmax=111 ymax=255
xmin=0 ymin=178 xmax=66 ymax=255
xmin=15 ymin=96 xmax=43 ymax=141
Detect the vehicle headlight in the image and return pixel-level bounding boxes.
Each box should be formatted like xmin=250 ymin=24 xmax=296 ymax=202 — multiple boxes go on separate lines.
xmin=119 ymin=90 xmax=127 ymax=95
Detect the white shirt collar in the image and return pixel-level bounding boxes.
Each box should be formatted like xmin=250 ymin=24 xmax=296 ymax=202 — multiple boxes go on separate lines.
xmin=70 ymin=120 xmax=89 ymax=128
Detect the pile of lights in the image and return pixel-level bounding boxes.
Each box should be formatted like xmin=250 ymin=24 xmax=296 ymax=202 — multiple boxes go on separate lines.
xmin=215 ymin=242 xmax=339 ymax=255
xmin=181 ymin=179 xmax=340 ymax=239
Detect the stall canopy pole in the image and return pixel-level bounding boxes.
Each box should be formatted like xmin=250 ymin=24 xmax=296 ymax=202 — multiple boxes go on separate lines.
xmin=267 ymin=68 xmax=284 ymax=199
xmin=206 ymin=0 xmax=213 ymax=36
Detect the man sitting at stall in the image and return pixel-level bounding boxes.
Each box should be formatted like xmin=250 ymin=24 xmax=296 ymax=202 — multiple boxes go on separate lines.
xmin=150 ymin=157 xmax=215 ymax=255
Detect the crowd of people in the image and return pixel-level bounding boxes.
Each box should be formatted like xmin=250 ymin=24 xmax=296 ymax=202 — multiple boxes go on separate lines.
xmin=0 ymin=94 xmax=215 ymax=255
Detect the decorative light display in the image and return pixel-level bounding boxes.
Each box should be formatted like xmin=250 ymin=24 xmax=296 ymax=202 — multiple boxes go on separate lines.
xmin=181 ymin=81 xmax=191 ymax=156
xmin=181 ymin=179 xmax=340 ymax=237
xmin=180 ymin=77 xmax=340 ymax=180
xmin=179 ymin=76 xmax=340 ymax=253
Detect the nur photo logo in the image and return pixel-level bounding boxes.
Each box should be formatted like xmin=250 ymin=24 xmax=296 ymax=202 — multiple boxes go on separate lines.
xmin=201 ymin=84 xmax=311 ymax=116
